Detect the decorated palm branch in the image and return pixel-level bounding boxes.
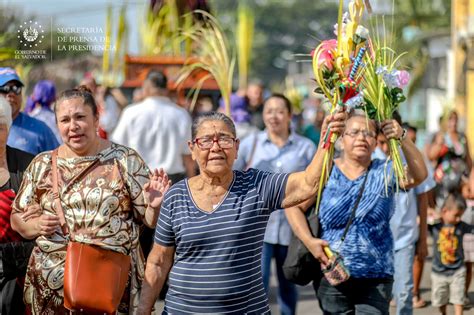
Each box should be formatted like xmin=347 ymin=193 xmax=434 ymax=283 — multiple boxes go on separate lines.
xmin=360 ymin=19 xmax=410 ymax=186
xmin=312 ymin=0 xmax=369 ymax=208
xmin=311 ymin=0 xmax=409 ymax=206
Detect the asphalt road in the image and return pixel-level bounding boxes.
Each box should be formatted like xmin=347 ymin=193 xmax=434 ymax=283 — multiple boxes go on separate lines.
xmin=268 ymin=237 xmax=474 ymax=315
xmin=153 ymin=236 xmax=474 ymax=314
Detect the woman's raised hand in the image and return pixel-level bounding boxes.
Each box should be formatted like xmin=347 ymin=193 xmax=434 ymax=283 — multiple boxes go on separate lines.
xmin=380 ymin=119 xmax=404 ymax=141
xmin=320 ymin=111 xmax=348 ymax=143
xmin=143 ymin=168 xmax=171 ymax=210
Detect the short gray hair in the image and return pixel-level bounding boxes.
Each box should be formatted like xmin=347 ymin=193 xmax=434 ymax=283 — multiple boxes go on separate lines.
xmin=0 ymin=97 xmax=12 ymax=130
xmin=192 ymin=111 xmax=236 ymax=139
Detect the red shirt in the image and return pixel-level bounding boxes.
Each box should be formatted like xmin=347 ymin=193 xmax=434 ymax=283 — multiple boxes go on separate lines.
xmin=0 ymin=189 xmax=22 ymax=243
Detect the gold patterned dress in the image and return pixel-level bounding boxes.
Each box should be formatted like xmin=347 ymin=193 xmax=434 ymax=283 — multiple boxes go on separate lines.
xmin=12 ymin=143 xmax=150 ymax=314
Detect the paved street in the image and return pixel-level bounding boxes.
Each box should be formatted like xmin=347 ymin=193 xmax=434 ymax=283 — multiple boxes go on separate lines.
xmin=268 ymin=237 xmax=474 ymax=314
xmin=268 ymin=258 xmax=474 ymax=314
xmin=154 ymin=237 xmax=474 ymax=314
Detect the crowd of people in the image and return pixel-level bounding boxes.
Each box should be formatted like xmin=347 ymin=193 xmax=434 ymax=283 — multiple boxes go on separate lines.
xmin=0 ymin=65 xmax=472 ymax=315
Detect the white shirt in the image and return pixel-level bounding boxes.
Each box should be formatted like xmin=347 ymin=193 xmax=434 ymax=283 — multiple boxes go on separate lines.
xmin=111 ymin=96 xmax=192 ymax=174
xmin=372 ymin=149 xmax=436 ymax=250
xmin=99 ymin=95 xmax=121 ymax=133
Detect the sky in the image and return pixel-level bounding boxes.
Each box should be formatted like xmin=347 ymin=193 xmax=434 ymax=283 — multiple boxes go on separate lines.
xmin=1 ymin=0 xmax=146 ymax=55
xmin=1 ymin=0 xmax=394 ymax=57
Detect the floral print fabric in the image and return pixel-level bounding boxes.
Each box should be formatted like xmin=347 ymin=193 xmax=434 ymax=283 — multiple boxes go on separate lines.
xmin=12 ymin=143 xmax=150 ymax=314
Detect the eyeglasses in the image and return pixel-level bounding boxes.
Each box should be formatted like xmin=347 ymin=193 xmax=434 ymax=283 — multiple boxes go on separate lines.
xmin=194 ymin=136 xmax=236 ymax=150
xmin=344 ymin=129 xmax=376 ymax=139
xmin=0 ymin=85 xmax=22 ymax=95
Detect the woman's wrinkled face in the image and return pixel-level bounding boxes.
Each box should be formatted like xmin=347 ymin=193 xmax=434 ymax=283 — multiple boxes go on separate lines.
xmin=341 ymin=116 xmax=377 ymax=160
xmin=189 ymin=120 xmax=239 ymax=176
xmin=263 ymin=97 xmax=291 ymax=135
xmin=56 ymin=97 xmax=99 ymax=155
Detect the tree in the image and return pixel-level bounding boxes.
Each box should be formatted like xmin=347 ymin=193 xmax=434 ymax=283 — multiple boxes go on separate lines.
xmin=209 ymin=0 xmax=338 ymax=86
xmin=380 ymin=0 xmax=451 ymax=97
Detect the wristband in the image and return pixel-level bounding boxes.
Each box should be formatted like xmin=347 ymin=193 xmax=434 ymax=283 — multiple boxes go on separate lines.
xmin=399 ymin=128 xmax=407 ymax=141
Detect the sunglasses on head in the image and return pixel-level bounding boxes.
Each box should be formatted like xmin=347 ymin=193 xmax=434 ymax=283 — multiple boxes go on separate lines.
xmin=0 ymin=85 xmax=22 ymax=95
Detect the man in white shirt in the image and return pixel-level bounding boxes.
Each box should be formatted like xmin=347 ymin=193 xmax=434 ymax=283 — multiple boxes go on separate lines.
xmin=112 ymin=70 xmax=195 ymax=184
xmin=112 ymin=70 xmax=195 ymax=263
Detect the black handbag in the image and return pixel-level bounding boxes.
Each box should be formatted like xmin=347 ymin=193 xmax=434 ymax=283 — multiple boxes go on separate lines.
xmin=282 ymin=207 xmax=321 ymax=286
xmin=283 ymin=167 xmax=369 ymax=286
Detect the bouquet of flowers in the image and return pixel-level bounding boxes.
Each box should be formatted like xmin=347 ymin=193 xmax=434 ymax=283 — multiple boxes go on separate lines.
xmin=311 ymin=0 xmax=370 ymax=207
xmin=360 ymin=35 xmax=410 ymax=184
xmin=311 ymin=0 xmax=410 ymax=201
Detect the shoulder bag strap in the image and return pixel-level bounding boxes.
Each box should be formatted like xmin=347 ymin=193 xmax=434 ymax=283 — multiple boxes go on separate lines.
xmin=51 ymin=149 xmax=101 ymax=235
xmin=339 ymin=168 xmax=369 ymax=244
xmin=51 ymin=149 xmax=67 ymax=232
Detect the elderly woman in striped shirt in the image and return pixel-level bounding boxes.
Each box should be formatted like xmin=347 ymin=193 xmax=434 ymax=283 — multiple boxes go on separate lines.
xmin=137 ymin=111 xmax=347 ymax=314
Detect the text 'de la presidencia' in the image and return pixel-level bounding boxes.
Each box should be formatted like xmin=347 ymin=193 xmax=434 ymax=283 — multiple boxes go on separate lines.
xmin=57 ymin=26 xmax=116 ymax=52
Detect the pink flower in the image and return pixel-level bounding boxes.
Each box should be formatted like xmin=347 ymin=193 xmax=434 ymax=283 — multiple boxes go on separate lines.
xmin=317 ymin=39 xmax=337 ymax=71
xmin=396 ymin=70 xmax=410 ymax=88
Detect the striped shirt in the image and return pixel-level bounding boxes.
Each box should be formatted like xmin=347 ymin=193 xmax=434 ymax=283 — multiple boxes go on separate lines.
xmin=319 ymin=159 xmax=396 ymax=279
xmin=154 ymin=169 xmax=289 ymax=314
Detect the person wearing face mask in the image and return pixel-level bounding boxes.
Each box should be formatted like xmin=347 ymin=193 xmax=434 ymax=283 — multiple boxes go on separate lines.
xmin=234 ymin=93 xmax=316 ymax=315
xmin=0 ymin=68 xmax=59 ymax=155
xmin=10 ymin=86 xmax=170 ymax=314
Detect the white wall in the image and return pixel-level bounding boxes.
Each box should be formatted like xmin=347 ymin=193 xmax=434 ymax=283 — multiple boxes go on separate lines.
xmin=426 ymin=88 xmax=447 ymax=134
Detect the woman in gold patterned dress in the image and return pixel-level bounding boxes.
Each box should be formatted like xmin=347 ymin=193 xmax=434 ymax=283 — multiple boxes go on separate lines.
xmin=10 ymin=86 xmax=170 ymax=314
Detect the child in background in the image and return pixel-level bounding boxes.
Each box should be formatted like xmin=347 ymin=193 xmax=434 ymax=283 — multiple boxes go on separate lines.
xmin=431 ymin=192 xmax=473 ymax=315
xmin=461 ymin=199 xmax=474 ymax=306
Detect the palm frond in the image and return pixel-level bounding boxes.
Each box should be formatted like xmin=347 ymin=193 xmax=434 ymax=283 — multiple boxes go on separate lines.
xmin=176 ymin=10 xmax=235 ymax=116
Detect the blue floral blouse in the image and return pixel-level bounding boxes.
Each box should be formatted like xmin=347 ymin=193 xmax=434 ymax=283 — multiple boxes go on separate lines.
xmin=319 ymin=159 xmax=396 ymax=279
